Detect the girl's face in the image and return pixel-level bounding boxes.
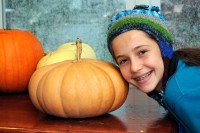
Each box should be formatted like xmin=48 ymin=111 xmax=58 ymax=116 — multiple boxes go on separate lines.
xmin=111 ymin=30 xmax=164 ymax=93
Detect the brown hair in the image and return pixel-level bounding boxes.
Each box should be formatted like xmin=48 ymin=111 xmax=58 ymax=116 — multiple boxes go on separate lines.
xmin=174 ymin=48 xmax=200 ymax=66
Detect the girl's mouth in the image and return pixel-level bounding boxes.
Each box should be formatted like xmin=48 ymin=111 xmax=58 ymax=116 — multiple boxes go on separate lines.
xmin=134 ymin=71 xmax=152 ymax=81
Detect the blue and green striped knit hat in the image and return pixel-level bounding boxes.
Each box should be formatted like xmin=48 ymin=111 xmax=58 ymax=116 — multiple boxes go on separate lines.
xmin=107 ymin=5 xmax=173 ymax=59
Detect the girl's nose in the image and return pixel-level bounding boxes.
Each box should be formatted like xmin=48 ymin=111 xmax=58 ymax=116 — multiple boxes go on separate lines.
xmin=130 ymin=58 xmax=142 ymax=73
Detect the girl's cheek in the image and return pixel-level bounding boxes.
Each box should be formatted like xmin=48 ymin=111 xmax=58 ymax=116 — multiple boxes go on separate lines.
xmin=119 ymin=67 xmax=130 ymax=81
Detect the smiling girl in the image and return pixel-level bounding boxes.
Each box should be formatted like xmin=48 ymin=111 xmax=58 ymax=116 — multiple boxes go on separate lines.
xmin=107 ymin=5 xmax=200 ymax=133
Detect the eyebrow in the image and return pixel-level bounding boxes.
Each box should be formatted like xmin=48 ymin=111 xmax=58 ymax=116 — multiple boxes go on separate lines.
xmin=115 ymin=55 xmax=124 ymax=60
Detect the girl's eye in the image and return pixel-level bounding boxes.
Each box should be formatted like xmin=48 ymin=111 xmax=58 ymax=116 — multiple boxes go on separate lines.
xmin=139 ymin=50 xmax=147 ymax=55
xmin=118 ymin=59 xmax=127 ymax=65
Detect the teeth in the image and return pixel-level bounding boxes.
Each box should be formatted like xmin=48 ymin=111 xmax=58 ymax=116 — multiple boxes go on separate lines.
xmin=135 ymin=72 xmax=151 ymax=81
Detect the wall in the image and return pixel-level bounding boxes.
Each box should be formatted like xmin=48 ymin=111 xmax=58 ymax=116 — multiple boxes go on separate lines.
xmin=3 ymin=0 xmax=126 ymax=62
xmin=2 ymin=0 xmax=200 ymax=61
xmin=161 ymin=0 xmax=200 ymax=48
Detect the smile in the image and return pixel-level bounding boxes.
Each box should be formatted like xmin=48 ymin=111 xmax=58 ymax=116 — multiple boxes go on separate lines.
xmin=134 ymin=71 xmax=152 ymax=81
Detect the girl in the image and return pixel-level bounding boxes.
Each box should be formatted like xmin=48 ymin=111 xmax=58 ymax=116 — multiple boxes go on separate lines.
xmin=107 ymin=5 xmax=200 ymax=133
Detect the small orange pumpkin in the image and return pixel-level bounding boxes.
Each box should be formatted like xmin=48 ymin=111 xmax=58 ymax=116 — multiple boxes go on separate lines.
xmin=29 ymin=38 xmax=128 ymax=118
xmin=0 ymin=29 xmax=44 ymax=93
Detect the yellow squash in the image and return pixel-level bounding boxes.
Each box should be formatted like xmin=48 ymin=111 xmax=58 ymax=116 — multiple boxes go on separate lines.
xmin=37 ymin=40 xmax=96 ymax=68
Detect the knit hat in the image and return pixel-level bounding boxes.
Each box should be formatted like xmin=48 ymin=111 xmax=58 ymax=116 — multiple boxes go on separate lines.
xmin=107 ymin=5 xmax=173 ymax=59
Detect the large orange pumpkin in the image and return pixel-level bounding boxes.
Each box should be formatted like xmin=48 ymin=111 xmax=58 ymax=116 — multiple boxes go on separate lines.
xmin=0 ymin=29 xmax=44 ymax=93
xmin=29 ymin=38 xmax=129 ymax=118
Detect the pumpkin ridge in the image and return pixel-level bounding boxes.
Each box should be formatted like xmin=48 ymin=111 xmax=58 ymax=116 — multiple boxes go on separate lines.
xmin=39 ymin=62 xmax=73 ymax=116
xmin=15 ymin=33 xmax=22 ymax=91
xmin=25 ymin=32 xmax=43 ymax=90
xmin=37 ymin=72 xmax=50 ymax=113
xmin=88 ymin=60 xmax=129 ymax=111
xmin=33 ymin=65 xmax=52 ymax=111
xmin=8 ymin=31 xmax=19 ymax=91
xmin=16 ymin=32 xmax=26 ymax=91
xmin=4 ymin=31 xmax=12 ymax=91
xmin=36 ymin=66 xmax=58 ymax=113
xmin=0 ymin=39 xmax=6 ymax=90
xmin=59 ymin=63 xmax=75 ymax=117
xmin=83 ymin=63 xmax=104 ymax=116
xmin=86 ymin=61 xmax=115 ymax=114
xmin=60 ymin=61 xmax=87 ymax=117
xmin=29 ymin=63 xmax=62 ymax=112
xmin=37 ymin=67 xmax=60 ymax=114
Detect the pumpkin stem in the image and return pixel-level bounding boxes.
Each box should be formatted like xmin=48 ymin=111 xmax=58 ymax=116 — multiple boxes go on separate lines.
xmin=76 ymin=38 xmax=82 ymax=62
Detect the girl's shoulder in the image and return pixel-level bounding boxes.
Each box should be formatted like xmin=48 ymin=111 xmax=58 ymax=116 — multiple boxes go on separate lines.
xmin=165 ymin=59 xmax=200 ymax=133
xmin=165 ymin=58 xmax=200 ymax=99
xmin=175 ymin=59 xmax=200 ymax=81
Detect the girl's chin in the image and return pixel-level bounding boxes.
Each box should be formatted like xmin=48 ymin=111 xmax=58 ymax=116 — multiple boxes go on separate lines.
xmin=133 ymin=80 xmax=160 ymax=93
xmin=136 ymin=85 xmax=155 ymax=93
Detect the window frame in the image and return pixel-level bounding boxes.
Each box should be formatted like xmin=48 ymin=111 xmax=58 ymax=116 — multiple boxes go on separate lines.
xmin=0 ymin=0 xmax=6 ymax=28
xmin=0 ymin=0 xmax=3 ymax=28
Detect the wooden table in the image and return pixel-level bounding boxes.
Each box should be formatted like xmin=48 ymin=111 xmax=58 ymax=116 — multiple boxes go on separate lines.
xmin=0 ymin=87 xmax=177 ymax=133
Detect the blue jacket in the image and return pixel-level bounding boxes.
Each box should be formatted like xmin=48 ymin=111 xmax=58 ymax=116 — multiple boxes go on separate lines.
xmin=164 ymin=59 xmax=200 ymax=133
